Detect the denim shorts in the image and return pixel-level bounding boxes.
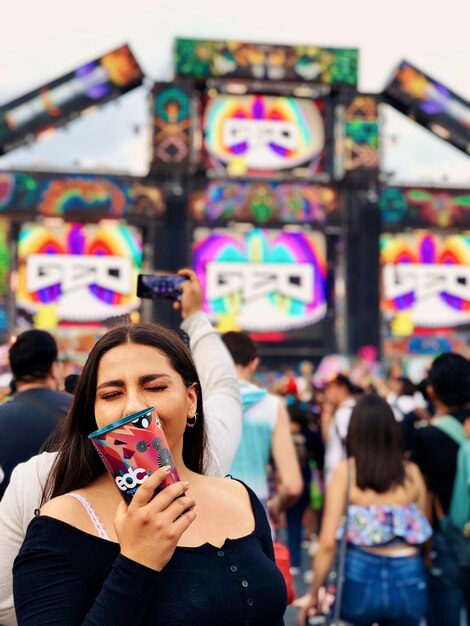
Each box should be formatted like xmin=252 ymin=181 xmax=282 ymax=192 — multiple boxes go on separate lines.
xmin=339 ymin=546 xmax=427 ymax=626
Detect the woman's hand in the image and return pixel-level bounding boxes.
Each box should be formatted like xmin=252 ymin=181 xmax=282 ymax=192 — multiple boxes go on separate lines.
xmin=295 ymin=590 xmax=318 ymax=625
xmin=173 ymin=268 xmax=203 ymax=319
xmin=295 ymin=587 xmax=334 ymax=625
xmin=114 ymin=465 xmax=197 ymax=571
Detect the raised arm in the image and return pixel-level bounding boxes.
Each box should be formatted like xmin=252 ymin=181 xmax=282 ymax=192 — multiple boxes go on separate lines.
xmin=176 ymin=269 xmax=242 ymax=476
xmin=0 ymin=452 xmax=55 ymax=626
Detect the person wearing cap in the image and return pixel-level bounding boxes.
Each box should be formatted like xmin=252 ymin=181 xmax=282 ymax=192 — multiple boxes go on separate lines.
xmin=322 ymin=374 xmax=357 ymax=485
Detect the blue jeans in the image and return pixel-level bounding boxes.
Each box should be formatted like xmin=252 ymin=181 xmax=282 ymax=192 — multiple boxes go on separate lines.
xmin=339 ymin=547 xmax=427 ymax=626
xmin=426 ymin=530 xmax=470 ymax=626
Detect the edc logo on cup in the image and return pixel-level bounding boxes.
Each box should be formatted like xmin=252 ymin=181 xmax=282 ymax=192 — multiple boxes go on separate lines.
xmin=115 ymin=466 xmax=150 ymax=492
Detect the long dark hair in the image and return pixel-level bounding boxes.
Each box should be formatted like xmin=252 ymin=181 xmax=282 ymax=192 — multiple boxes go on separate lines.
xmin=346 ymin=394 xmax=405 ymax=493
xmin=42 ymin=323 xmax=206 ymax=503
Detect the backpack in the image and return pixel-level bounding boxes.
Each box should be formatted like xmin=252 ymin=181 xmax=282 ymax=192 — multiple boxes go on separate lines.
xmin=434 ymin=415 xmax=470 ymax=569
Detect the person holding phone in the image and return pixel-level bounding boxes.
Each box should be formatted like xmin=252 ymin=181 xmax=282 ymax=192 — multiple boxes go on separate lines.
xmin=13 ymin=320 xmax=287 ymax=625
xmin=0 ymin=269 xmax=243 ymax=626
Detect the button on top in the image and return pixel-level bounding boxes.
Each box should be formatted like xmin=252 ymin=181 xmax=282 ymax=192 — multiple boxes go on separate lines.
xmin=230 ymin=565 xmax=238 ymax=573
xmin=242 ymin=579 xmax=249 ymax=588
xmin=217 ymin=550 xmax=225 ymax=557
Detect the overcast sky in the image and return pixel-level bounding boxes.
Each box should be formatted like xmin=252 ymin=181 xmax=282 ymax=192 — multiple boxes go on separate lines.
xmin=1 ymin=0 xmax=469 ymax=185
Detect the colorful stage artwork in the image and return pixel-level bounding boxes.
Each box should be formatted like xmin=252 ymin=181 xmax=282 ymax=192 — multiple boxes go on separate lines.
xmin=0 ymin=218 xmax=9 ymax=336
xmin=380 ymin=232 xmax=470 ymax=334
xmin=16 ymin=222 xmax=143 ymax=323
xmin=190 ymin=181 xmax=340 ymax=224
xmin=384 ymin=61 xmax=470 ymax=155
xmin=0 ymin=218 xmax=10 ymax=297
xmin=337 ymin=95 xmax=379 ymax=174
xmin=380 ymin=187 xmax=470 ymax=228
xmin=175 ymin=38 xmax=358 ymax=86
xmin=203 ymin=94 xmax=328 ymax=179
xmin=0 ymin=172 xmax=163 ymax=217
xmin=0 ymin=45 xmax=143 ymax=155
xmin=383 ymin=335 xmax=470 ymax=362
xmin=193 ymin=227 xmax=327 ymax=335
xmin=151 ymin=82 xmax=192 ymax=168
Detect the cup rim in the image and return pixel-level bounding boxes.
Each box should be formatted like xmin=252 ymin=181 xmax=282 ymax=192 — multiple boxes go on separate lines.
xmin=88 ymin=406 xmax=155 ymax=439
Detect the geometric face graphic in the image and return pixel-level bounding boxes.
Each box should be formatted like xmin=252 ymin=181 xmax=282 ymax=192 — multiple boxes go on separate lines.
xmin=204 ymin=95 xmax=326 ymax=177
xmin=380 ymin=232 xmax=470 ymax=334
xmin=17 ymin=222 xmax=143 ymax=322
xmin=193 ymin=227 xmax=327 ymax=334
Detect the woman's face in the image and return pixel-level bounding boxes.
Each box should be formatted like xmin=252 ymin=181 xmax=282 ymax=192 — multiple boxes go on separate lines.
xmin=94 ymin=342 xmax=197 ymax=453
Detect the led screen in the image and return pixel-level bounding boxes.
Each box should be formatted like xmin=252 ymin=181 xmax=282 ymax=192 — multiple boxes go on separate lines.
xmin=0 ymin=218 xmax=9 ymax=338
xmin=0 ymin=45 xmax=143 ymax=155
xmin=175 ymin=38 xmax=359 ymax=86
xmin=0 ymin=171 xmax=163 ymax=218
xmin=380 ymin=187 xmax=470 ymax=228
xmin=384 ymin=61 xmax=470 ymax=154
xmin=202 ymin=94 xmax=330 ymax=179
xmin=380 ymin=231 xmax=470 ymax=334
xmin=193 ymin=227 xmax=327 ymax=337
xmin=16 ymin=222 xmax=143 ymax=324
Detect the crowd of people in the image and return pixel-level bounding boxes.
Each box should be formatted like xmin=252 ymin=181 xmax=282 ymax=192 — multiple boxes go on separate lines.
xmin=0 ymin=268 xmax=469 ymax=626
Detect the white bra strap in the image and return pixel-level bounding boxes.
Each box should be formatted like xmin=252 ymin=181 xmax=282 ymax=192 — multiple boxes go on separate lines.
xmin=65 ymin=493 xmax=111 ymax=541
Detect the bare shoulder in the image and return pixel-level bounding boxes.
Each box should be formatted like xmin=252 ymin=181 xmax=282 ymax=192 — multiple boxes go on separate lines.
xmin=404 ymin=460 xmax=423 ymax=483
xmin=40 ymin=492 xmax=98 ymax=535
xmin=203 ymin=475 xmax=252 ymax=506
xmin=404 ymin=460 xmax=419 ymax=477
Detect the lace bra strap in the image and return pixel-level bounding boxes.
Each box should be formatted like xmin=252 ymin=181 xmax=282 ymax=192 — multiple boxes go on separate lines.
xmin=64 ymin=493 xmax=111 ymax=541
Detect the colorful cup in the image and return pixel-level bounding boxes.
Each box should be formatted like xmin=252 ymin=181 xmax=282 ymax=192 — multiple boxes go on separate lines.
xmin=88 ymin=406 xmax=179 ymax=503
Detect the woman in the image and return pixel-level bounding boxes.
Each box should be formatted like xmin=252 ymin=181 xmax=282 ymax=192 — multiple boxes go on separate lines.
xmin=13 ymin=323 xmax=287 ymax=625
xmin=298 ymin=393 xmax=431 ymax=626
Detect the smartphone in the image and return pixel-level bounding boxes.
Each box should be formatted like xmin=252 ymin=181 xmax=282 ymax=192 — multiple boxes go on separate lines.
xmin=137 ymin=274 xmax=188 ymax=301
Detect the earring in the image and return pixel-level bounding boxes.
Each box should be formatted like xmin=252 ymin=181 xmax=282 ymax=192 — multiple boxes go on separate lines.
xmin=186 ymin=411 xmax=197 ymax=428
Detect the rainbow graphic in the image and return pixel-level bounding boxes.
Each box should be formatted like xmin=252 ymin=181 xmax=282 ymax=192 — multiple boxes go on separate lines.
xmin=17 ymin=223 xmax=143 ymax=322
xmin=380 ymin=232 xmax=470 ymax=331
xmin=193 ymin=228 xmax=327 ymax=333
xmin=204 ymin=95 xmax=325 ymax=175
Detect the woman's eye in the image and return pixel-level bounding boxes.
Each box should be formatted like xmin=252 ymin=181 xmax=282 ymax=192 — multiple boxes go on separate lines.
xmin=101 ymin=391 xmax=122 ymax=400
xmin=146 ymin=385 xmax=167 ymax=392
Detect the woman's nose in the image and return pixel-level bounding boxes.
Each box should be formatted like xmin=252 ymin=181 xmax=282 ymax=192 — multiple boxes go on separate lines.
xmin=123 ymin=392 xmax=148 ymax=418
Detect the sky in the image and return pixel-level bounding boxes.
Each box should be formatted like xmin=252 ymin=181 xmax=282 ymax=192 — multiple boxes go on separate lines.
xmin=1 ymin=0 xmax=470 ymax=185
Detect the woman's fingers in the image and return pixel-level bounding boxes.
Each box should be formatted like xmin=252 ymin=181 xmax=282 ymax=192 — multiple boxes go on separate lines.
xmin=177 ymin=268 xmax=195 ymax=280
xmin=162 ymin=495 xmax=196 ymax=522
xmin=127 ymin=465 xmax=172 ymax=511
xmin=171 ymin=504 xmax=197 ymax=537
xmin=147 ymin=480 xmax=190 ymax=513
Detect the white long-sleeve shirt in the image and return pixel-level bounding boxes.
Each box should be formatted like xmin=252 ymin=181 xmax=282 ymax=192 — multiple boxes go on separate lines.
xmin=0 ymin=312 xmax=241 ymax=626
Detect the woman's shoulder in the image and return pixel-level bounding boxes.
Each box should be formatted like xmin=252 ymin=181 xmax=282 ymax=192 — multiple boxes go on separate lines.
xmin=201 ymin=475 xmax=253 ymax=503
xmin=403 ymin=460 xmax=422 ymax=481
xmin=40 ymin=491 xmax=102 ymax=536
xmin=330 ymin=459 xmax=350 ymax=482
xmin=200 ymin=475 xmax=263 ymax=519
